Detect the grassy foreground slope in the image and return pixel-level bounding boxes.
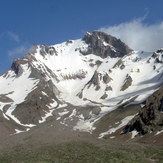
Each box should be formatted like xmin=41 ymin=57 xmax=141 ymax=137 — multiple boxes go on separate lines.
xmin=0 ymin=141 xmax=163 ymax=163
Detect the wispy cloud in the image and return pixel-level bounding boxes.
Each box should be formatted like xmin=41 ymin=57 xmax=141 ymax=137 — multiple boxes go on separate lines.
xmin=99 ymin=17 xmax=163 ymax=52
xmin=7 ymin=31 xmax=20 ymax=43
xmin=7 ymin=45 xmax=29 ymax=58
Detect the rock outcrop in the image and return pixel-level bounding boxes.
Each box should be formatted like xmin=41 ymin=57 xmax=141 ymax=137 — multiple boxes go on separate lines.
xmin=120 ymin=74 xmax=132 ymax=91
xmin=123 ymin=87 xmax=163 ymax=135
xmin=11 ymin=59 xmax=28 ymax=76
xmin=81 ymin=31 xmax=133 ymax=58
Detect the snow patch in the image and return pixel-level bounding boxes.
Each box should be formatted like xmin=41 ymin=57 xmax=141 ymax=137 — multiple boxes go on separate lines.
xmin=131 ymin=130 xmax=138 ymax=139
xmin=74 ymin=116 xmax=101 ymax=134
xmin=155 ymin=130 xmax=163 ymax=135
xmin=99 ymin=115 xmax=135 ymax=138
xmin=73 ymin=120 xmax=96 ymax=133
xmin=15 ymin=129 xmax=24 ymax=134
xmin=39 ymin=109 xmax=53 ymax=123
xmin=42 ymin=91 xmax=48 ymax=96
xmin=58 ymin=109 xmax=69 ymax=116
xmin=2 ymin=113 xmax=10 ymax=120
xmin=109 ymin=136 xmax=115 ymax=139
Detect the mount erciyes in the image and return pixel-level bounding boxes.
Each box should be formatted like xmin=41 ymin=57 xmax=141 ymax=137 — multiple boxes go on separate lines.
xmin=0 ymin=31 xmax=163 ymax=143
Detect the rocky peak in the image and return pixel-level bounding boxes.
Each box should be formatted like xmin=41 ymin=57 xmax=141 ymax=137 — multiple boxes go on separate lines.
xmin=82 ymin=31 xmax=133 ymax=58
xmin=156 ymin=48 xmax=163 ymax=54
xmin=148 ymin=49 xmax=163 ymax=64
xmin=11 ymin=59 xmax=28 ymax=76
xmin=26 ymin=44 xmax=57 ymax=59
xmin=39 ymin=45 xmax=57 ymax=56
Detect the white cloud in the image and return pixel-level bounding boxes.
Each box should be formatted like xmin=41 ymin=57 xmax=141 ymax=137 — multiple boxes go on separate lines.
xmin=99 ymin=19 xmax=163 ymax=52
xmin=7 ymin=31 xmax=20 ymax=43
xmin=7 ymin=45 xmax=29 ymax=58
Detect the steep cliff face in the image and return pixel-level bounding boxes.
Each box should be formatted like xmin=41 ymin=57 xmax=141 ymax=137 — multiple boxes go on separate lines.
xmin=123 ymin=87 xmax=163 ymax=135
xmin=11 ymin=59 xmax=28 ymax=76
xmin=82 ymin=31 xmax=133 ymax=58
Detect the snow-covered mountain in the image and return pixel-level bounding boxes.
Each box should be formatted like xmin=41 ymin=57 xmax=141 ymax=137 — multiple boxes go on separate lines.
xmin=0 ymin=31 xmax=163 ymax=140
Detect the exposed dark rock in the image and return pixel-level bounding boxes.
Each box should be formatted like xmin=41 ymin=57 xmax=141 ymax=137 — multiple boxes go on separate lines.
xmin=61 ymin=70 xmax=87 ymax=80
xmin=92 ymin=107 xmax=101 ymax=115
xmin=149 ymin=50 xmax=163 ymax=64
xmin=11 ymin=59 xmax=28 ymax=76
xmin=0 ymin=94 xmax=13 ymax=103
xmin=113 ymin=59 xmax=123 ymax=68
xmin=13 ymin=90 xmax=50 ymax=124
xmin=28 ymin=44 xmax=57 ymax=57
xmin=151 ymin=52 xmax=158 ymax=59
xmin=108 ymin=69 xmax=112 ymax=73
xmin=78 ymin=106 xmax=101 ymax=120
xmin=87 ymin=71 xmax=101 ymax=91
xmin=66 ymin=40 xmax=73 ymax=45
xmin=156 ymin=49 xmax=163 ymax=53
xmin=88 ymin=59 xmax=94 ymax=62
xmin=147 ymin=58 xmax=151 ymax=63
xmin=13 ymin=80 xmax=62 ymax=125
xmin=155 ymin=58 xmax=163 ymax=63
xmin=81 ymin=31 xmax=132 ymax=58
xmin=100 ymin=92 xmax=108 ymax=99
xmin=40 ymin=45 xmax=57 ymax=56
xmin=123 ymin=87 xmax=163 ymax=135
xmin=137 ymin=68 xmax=140 ymax=72
xmin=103 ymin=73 xmax=112 ymax=84
xmin=47 ymin=80 xmax=60 ymax=96
xmin=28 ymin=64 xmax=59 ymax=83
xmin=120 ymin=64 xmax=125 ymax=70
xmin=95 ymin=60 xmax=102 ymax=65
xmin=105 ymin=86 xmax=112 ymax=91
xmin=77 ymin=92 xmax=83 ymax=99
xmin=25 ymin=53 xmax=37 ymax=62
xmin=84 ymin=71 xmax=112 ymax=93
xmin=153 ymin=65 xmax=156 ymax=70
xmin=89 ymin=63 xmax=95 ymax=67
xmin=120 ymin=74 xmax=132 ymax=91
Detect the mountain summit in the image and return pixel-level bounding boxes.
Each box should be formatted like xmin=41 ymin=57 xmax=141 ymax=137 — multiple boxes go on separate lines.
xmin=82 ymin=31 xmax=133 ymax=58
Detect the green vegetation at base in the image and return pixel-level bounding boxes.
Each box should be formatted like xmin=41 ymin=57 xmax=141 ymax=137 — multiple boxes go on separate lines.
xmin=0 ymin=142 xmax=162 ymax=163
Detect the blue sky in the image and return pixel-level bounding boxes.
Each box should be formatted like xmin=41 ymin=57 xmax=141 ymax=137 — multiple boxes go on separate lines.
xmin=0 ymin=0 xmax=163 ymax=73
